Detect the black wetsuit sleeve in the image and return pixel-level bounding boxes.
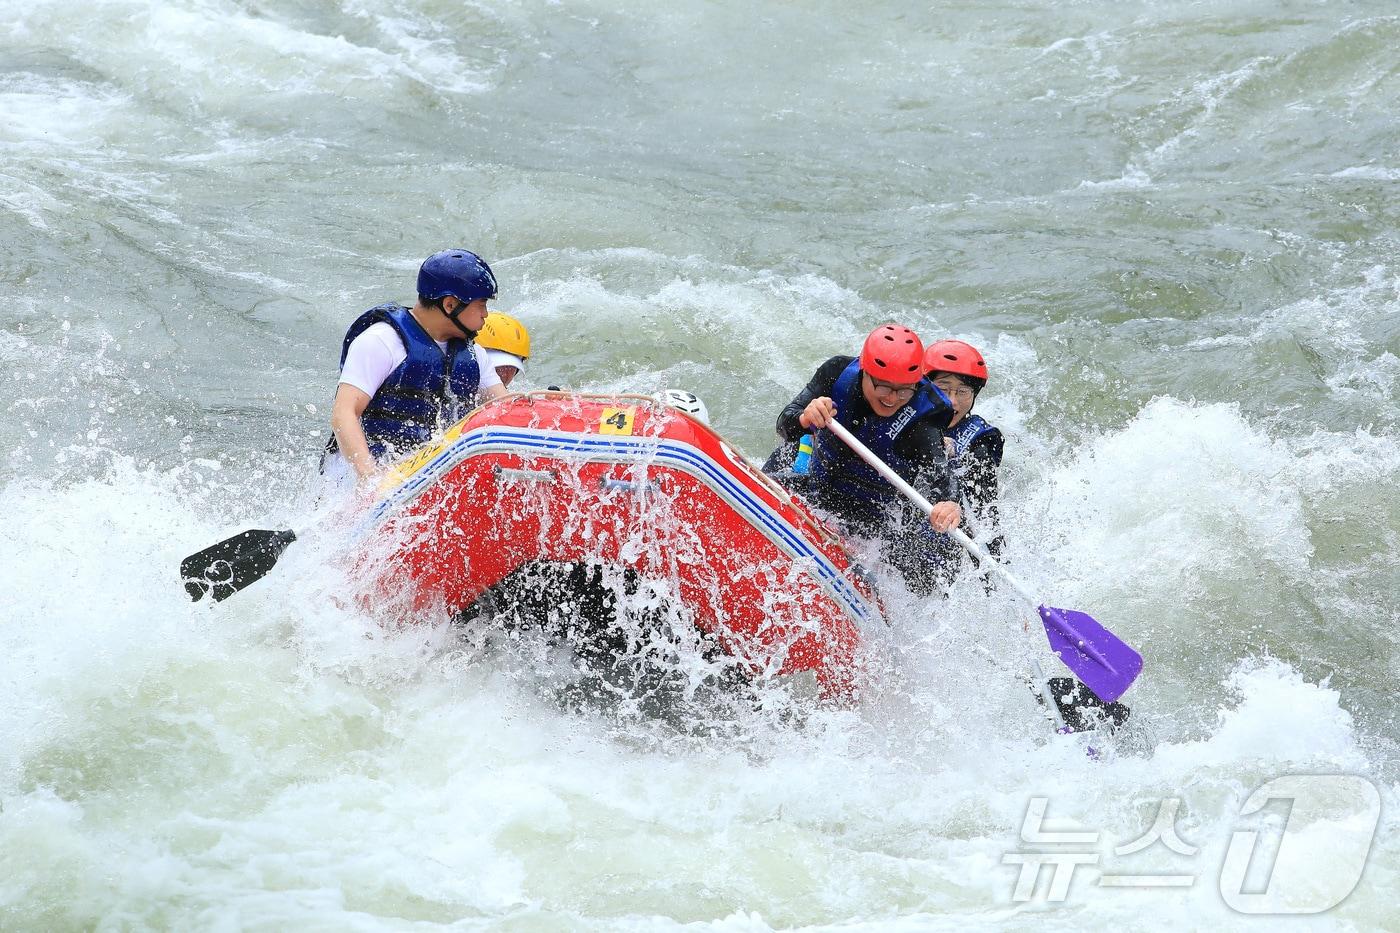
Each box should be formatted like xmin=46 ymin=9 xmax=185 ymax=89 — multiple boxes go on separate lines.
xmin=775 ymin=356 xmax=854 ymax=441
xmin=959 ymin=429 xmax=1004 ymax=522
xmin=958 ymin=429 xmax=1005 ymax=572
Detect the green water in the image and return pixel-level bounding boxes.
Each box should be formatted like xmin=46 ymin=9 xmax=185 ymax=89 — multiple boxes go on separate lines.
xmin=2 ymin=0 xmax=1397 ymax=928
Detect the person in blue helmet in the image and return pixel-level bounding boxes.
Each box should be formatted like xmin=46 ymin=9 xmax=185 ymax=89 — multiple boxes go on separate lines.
xmin=763 ymin=324 xmax=962 ymax=595
xmin=324 ymin=249 xmax=507 ymax=483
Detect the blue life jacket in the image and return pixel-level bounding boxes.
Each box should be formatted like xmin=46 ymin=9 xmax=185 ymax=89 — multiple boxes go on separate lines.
xmin=336 ymin=304 xmax=481 ymax=459
xmin=945 ymin=413 xmax=1001 ymax=464
xmin=809 ymin=359 xmax=943 ymax=522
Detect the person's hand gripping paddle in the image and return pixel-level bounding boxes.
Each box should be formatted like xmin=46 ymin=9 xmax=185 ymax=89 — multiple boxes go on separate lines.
xmin=824 ymin=418 xmax=1142 ymax=704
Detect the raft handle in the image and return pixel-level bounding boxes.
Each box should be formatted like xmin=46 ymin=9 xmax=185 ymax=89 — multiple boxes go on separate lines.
xmin=600 ymin=476 xmax=660 ymax=496
xmin=493 ymin=465 xmax=557 ymax=485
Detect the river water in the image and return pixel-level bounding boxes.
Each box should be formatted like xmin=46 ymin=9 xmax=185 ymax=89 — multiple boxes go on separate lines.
xmin=3 ymin=0 xmax=1398 ymax=929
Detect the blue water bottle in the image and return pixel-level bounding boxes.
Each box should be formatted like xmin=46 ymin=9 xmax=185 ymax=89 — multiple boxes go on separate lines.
xmin=792 ymin=434 xmax=814 ymax=474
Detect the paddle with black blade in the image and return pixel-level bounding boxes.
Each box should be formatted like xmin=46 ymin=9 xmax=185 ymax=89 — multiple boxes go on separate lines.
xmin=823 ymin=418 xmax=1143 ymax=706
xmin=180 ymin=528 xmax=298 ymax=603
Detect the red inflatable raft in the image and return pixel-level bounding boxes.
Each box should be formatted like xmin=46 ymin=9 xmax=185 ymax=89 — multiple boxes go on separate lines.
xmin=353 ymin=392 xmax=881 ymax=699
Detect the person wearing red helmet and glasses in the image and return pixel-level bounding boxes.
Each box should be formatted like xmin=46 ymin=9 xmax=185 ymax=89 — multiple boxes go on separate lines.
xmin=922 ymin=339 xmax=1004 ymax=557
xmin=924 ymin=340 xmax=1126 ymax=730
xmin=763 ymin=324 xmax=962 ymax=595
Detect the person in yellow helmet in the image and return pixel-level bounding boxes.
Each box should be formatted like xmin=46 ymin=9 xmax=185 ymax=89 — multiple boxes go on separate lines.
xmin=476 ymin=312 xmax=530 ymax=388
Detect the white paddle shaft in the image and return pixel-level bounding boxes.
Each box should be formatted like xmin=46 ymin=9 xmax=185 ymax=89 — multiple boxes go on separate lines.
xmin=823 ymin=418 xmax=1081 ymax=734
xmin=823 ymin=419 xmax=1040 ymax=607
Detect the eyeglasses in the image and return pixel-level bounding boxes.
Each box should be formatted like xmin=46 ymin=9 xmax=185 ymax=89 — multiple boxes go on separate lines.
xmin=864 ymin=373 xmax=917 ymax=401
xmin=932 ymin=380 xmax=975 ymax=400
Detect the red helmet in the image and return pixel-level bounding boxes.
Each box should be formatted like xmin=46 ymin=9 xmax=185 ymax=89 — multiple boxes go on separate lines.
xmin=923 ymin=339 xmax=988 ymax=388
xmin=860 ymin=324 xmax=924 ymax=382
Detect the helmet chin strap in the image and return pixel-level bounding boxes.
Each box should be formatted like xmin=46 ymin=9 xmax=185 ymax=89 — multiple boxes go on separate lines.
xmin=443 ymin=298 xmax=479 ymax=340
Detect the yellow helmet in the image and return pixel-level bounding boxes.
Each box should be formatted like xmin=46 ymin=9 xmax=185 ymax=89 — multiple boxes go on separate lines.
xmin=476 ymin=312 xmax=530 ymax=360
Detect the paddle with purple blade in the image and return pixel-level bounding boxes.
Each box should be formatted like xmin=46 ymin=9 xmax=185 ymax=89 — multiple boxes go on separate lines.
xmin=824 ymin=419 xmax=1143 ymax=704
xmin=1039 ymin=605 xmax=1143 ymax=703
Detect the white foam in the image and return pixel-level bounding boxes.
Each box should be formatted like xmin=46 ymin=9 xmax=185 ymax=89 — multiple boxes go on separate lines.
xmin=3 ymin=0 xmax=497 ymax=125
xmin=1141 ymin=58 xmax=1269 ymax=168
xmin=2 ymin=0 xmax=1398 ymax=923
xmin=1015 ymin=397 xmax=1313 ymax=595
xmin=1329 ymin=165 xmax=1400 ymax=180
xmin=1076 ymin=165 xmax=1153 ymax=190
xmin=1 ymin=423 xmax=1396 ymax=929
xmin=0 ymin=74 xmax=132 ymax=150
xmin=496 ymin=248 xmax=873 ymax=432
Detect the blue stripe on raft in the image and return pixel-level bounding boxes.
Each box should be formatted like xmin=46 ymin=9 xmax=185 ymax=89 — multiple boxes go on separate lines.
xmin=361 ymin=427 xmax=877 ymax=625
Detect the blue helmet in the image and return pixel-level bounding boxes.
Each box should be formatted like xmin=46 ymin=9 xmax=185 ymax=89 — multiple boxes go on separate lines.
xmin=417 ymin=249 xmax=498 ymax=303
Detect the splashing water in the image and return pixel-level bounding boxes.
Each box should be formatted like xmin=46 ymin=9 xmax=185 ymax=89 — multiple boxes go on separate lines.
xmin=4 ymin=0 xmax=1400 ymax=928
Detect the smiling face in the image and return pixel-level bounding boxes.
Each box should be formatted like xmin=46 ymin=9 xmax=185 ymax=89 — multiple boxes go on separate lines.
xmin=930 ymin=373 xmax=976 ymax=426
xmin=861 ymin=371 xmax=918 ymax=417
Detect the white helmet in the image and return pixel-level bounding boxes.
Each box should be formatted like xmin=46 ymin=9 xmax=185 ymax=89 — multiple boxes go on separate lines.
xmin=483 ymin=348 xmax=526 ymax=375
xmin=659 ymin=389 xmax=709 ymax=424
